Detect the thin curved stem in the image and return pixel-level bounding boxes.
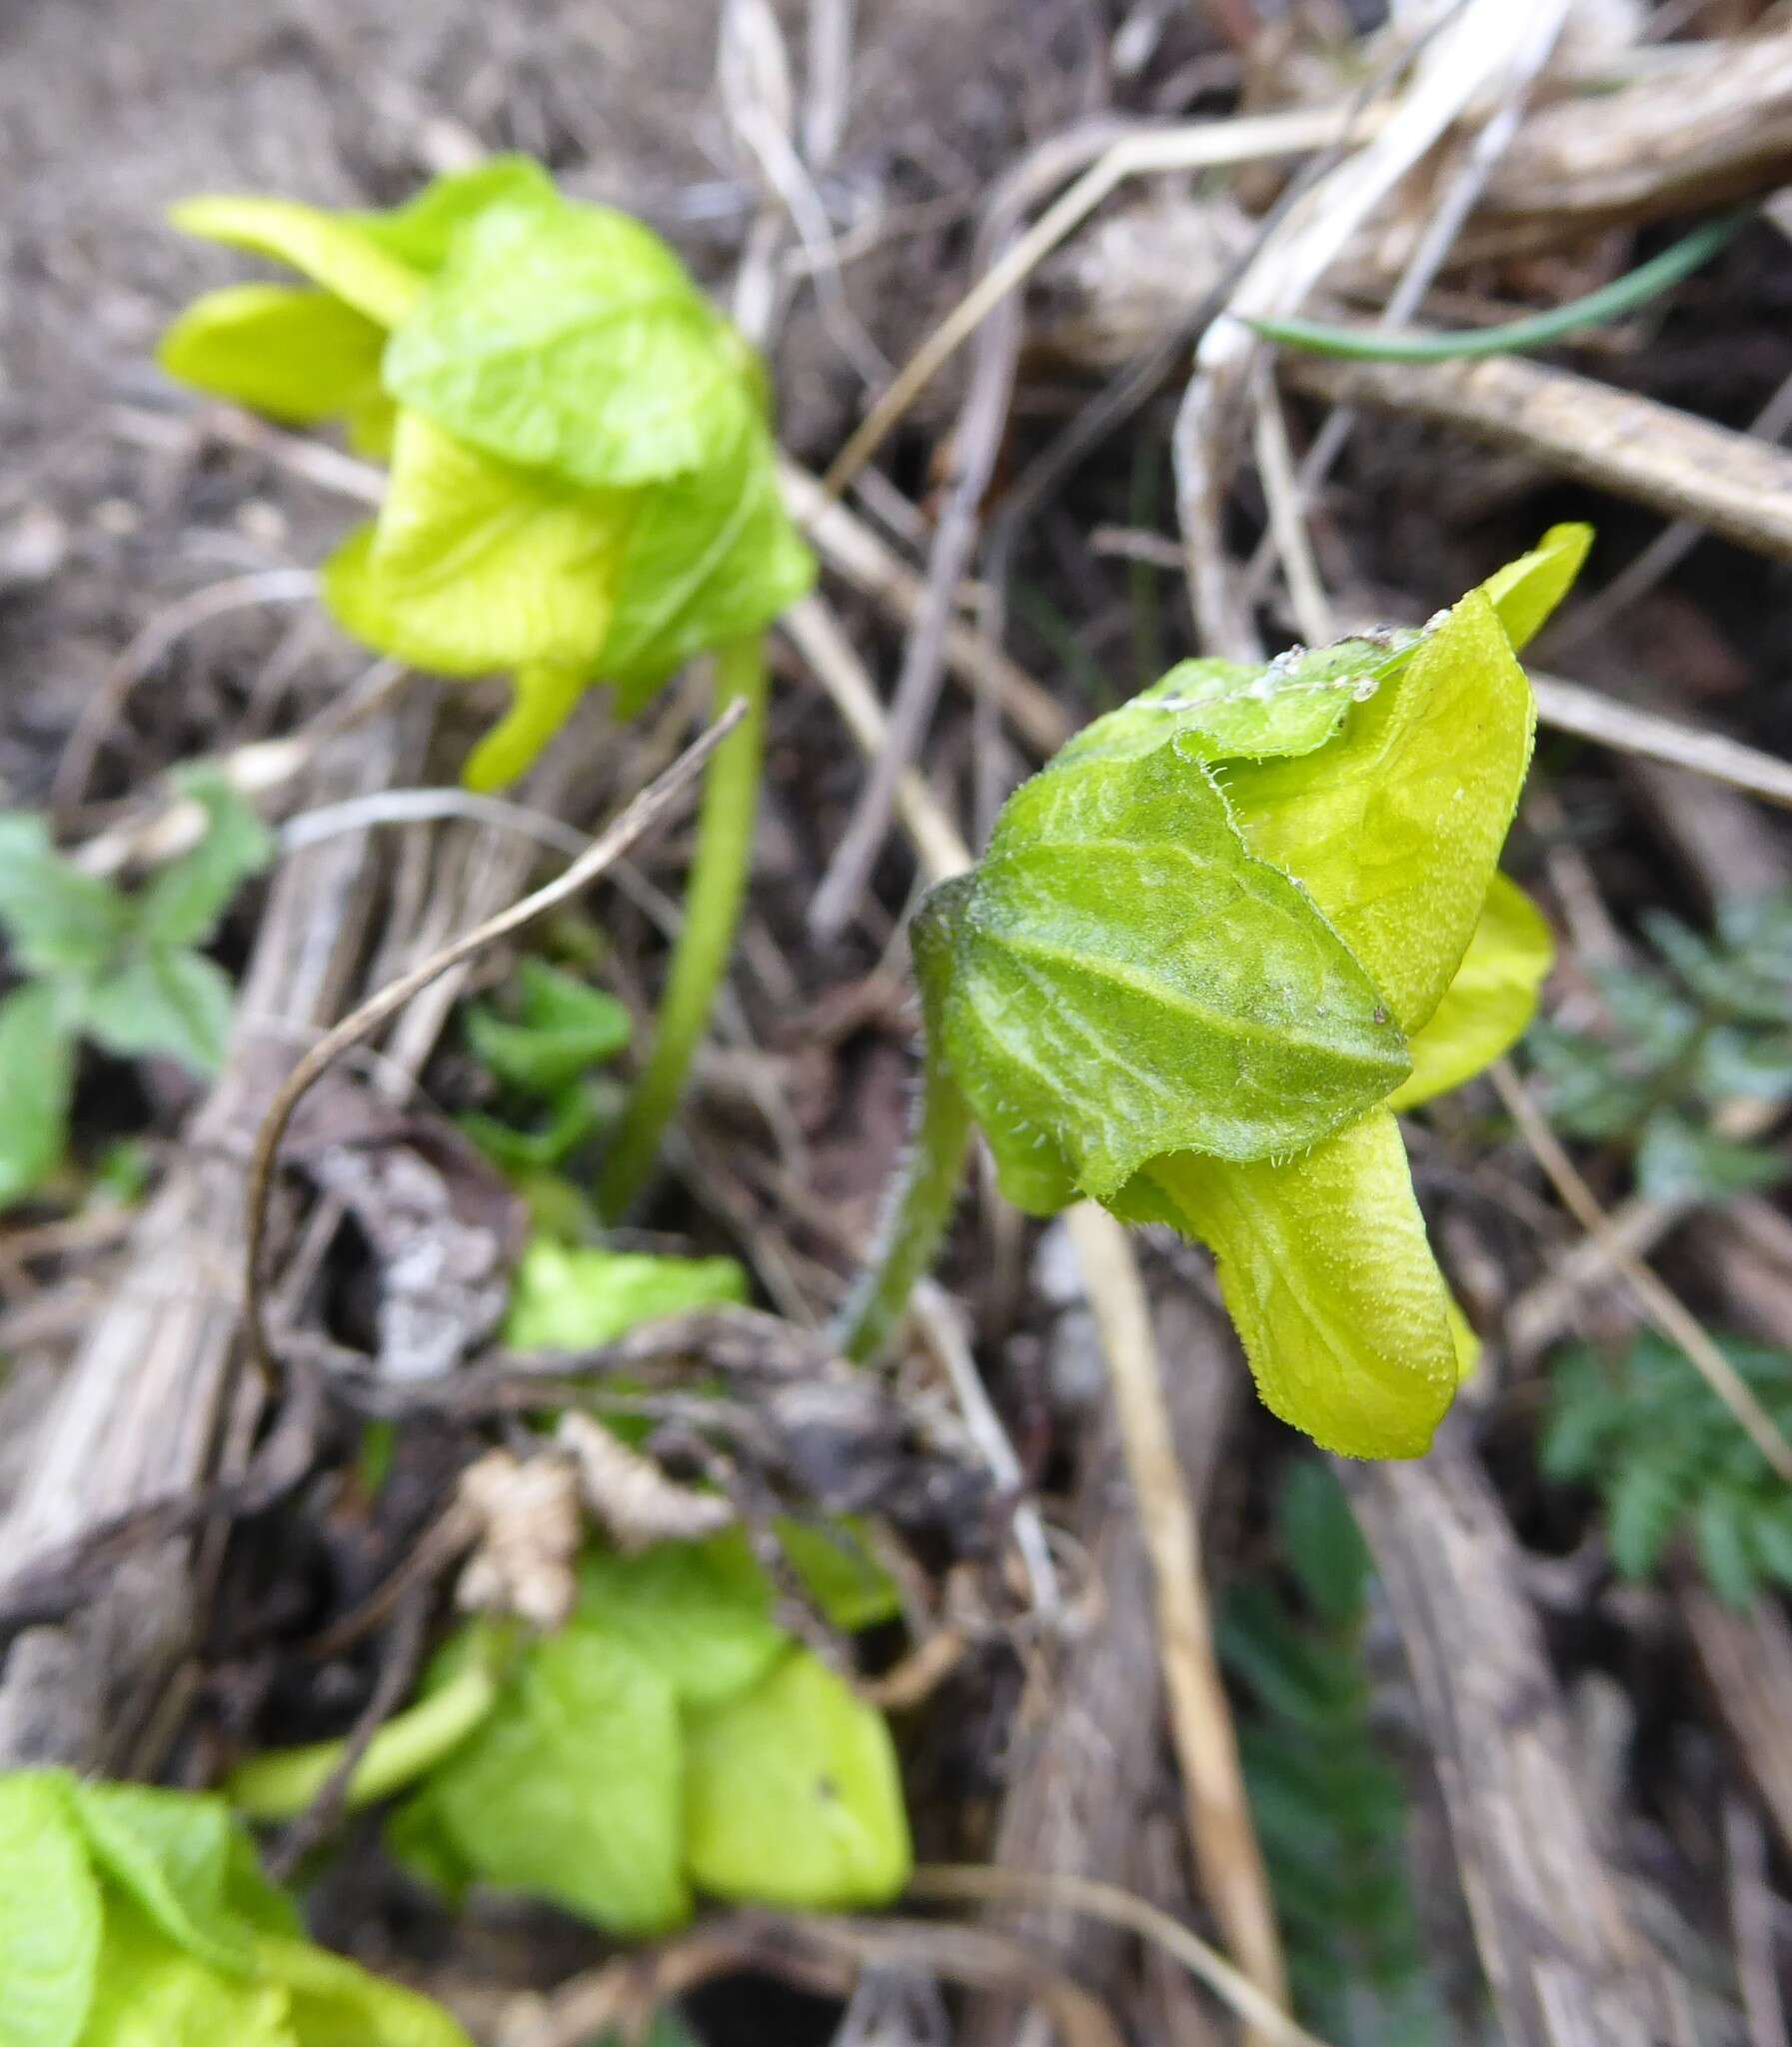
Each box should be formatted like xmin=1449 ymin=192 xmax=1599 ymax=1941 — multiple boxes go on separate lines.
xmin=600 ymin=634 xmax=769 ymax=1218
xmin=226 ymin=1661 xmax=499 ymax=1821
xmin=833 ymin=1041 xmax=975 ymax=1363
xmin=463 ymin=664 xmax=589 ymax=793
xmin=1246 ymin=211 xmax=1746 ymax=363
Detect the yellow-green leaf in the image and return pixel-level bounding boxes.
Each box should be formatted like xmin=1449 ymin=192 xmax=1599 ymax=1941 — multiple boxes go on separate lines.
xmin=404 ymin=1629 xmax=689 ymax=1935
xmin=1220 ymin=588 xmax=1535 ymax=1035
xmin=255 ymin=1933 xmax=474 ymax=2047
xmin=157 ymin=285 xmax=386 ymax=430
xmin=937 ymin=743 xmax=1410 ymax=1201
xmin=168 ymin=196 xmax=425 ymax=328
xmin=0 ymin=1774 xmax=101 ymax=2047
xmin=322 ymin=413 xmax=630 ymax=677
xmin=1387 ymin=874 xmax=1553 ymax=1110
xmin=684 ymin=1650 xmax=910 ymax=1910
xmin=1147 ymin=1111 xmax=1459 ymax=1459
xmin=1477 ymin=522 xmax=1592 ymax=651
xmin=77 ymin=1901 xmax=289 ymax=2047
xmin=599 ymin=413 xmax=815 ymax=710
xmin=383 ymin=196 xmax=757 ymax=489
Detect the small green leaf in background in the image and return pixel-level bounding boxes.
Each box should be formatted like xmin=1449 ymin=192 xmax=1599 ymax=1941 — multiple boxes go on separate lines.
xmin=1221 ymin=1464 xmax=1442 ymax=2047
xmin=464 ymin=958 xmax=631 ymax=1094
xmin=78 ymin=948 xmax=236 ymax=1075
xmin=504 ymin=1239 xmax=748 ymax=1349
xmin=1544 ymin=1330 xmax=1792 ymax=1605
xmin=683 ymin=1649 xmax=912 ymax=1910
xmin=1274 ymin=1458 xmax=1374 ymax=1629
xmin=0 ymin=985 xmax=76 ymax=1208
xmin=137 ymin=770 xmax=275 ymax=951
xmin=1387 ymin=873 xmax=1553 ymax=1111
xmin=399 ymin=1627 xmax=690 ymax=1935
xmin=1634 ymin=1113 xmax=1788 ymax=1203
xmin=0 ymin=816 xmax=130 ymax=982
xmin=574 ymin=1537 xmax=787 ymax=1708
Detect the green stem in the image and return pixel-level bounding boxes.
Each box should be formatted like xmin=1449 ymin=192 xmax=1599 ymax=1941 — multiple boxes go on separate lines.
xmin=226 ymin=1662 xmax=499 ymax=1822
xmin=600 ymin=633 xmax=769 ymax=1218
xmin=463 ymin=664 xmax=589 ymax=794
xmin=1246 ymin=211 xmax=1747 ymax=363
xmin=833 ymin=1038 xmax=975 ymax=1363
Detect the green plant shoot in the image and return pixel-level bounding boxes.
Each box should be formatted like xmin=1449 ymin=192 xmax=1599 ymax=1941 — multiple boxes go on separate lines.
xmin=842 ymin=527 xmax=1589 ymax=1458
xmin=160 ymin=157 xmax=816 ymax=1212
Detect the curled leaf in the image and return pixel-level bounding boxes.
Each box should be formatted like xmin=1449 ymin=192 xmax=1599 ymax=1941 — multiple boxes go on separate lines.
xmin=1477 ymin=521 xmax=1593 ymax=652
xmin=168 ymin=196 xmax=425 ymax=328
xmin=323 ymin=412 xmax=630 ymax=677
xmin=157 ymin=285 xmax=387 ymax=433
xmin=935 ymin=742 xmax=1409 ymax=1201
xmin=1146 ymin=1111 xmax=1459 ymax=1459
xmin=383 ymin=197 xmax=758 ymax=489
xmin=1221 ymin=588 xmax=1536 ymax=1035
xmin=1387 ymin=873 xmax=1553 ymax=1110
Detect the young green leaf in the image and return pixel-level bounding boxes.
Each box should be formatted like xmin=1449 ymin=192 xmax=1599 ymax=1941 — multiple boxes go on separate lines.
xmin=1476 ymin=522 xmax=1592 ymax=651
xmin=597 ymin=412 xmax=815 ymax=711
xmin=1220 ymin=588 xmax=1536 ymax=1035
xmin=0 ymin=1773 xmax=101 ymax=2047
xmin=1635 ymin=1112 xmax=1788 ymax=1202
xmin=77 ymin=1898 xmax=290 ymax=2047
xmin=504 ymin=1238 xmax=748 ymax=1349
xmin=1146 ymin=1111 xmax=1459 ymax=1459
xmin=464 ymin=958 xmax=631 ymax=1094
xmin=66 ymin=1780 xmax=258 ymax=1975
xmin=383 ymin=197 xmax=758 ymax=489
xmin=1546 ymin=1330 xmax=1792 ymax=1605
xmin=79 ymin=949 xmax=235 ymax=1075
xmin=401 ymin=1628 xmax=689 ymax=1933
xmin=348 ymin=156 xmax=558 ymax=272
xmin=254 ymin=1931 xmax=477 ymax=2047
xmin=574 ymin=1536 xmax=788 ymax=1708
xmin=137 ymin=770 xmax=273 ymax=951
xmin=168 ymin=196 xmax=425 ymax=329
xmin=0 ymin=985 xmax=76 ymax=1208
xmin=0 ymin=815 xmax=131 ymax=981
xmin=157 ymin=286 xmax=387 ymax=435
xmin=937 ymin=742 xmax=1410 ymax=1201
xmin=322 ymin=412 xmax=630 ymax=677
xmin=683 ymin=1649 xmax=911 ymax=1910
xmin=1386 ymin=873 xmax=1553 ymax=1110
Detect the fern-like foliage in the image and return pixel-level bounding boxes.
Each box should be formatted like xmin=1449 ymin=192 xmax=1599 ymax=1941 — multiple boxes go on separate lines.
xmin=1525 ymin=891 xmax=1792 ymax=1203
xmin=1220 ymin=1463 xmax=1444 ymax=2047
xmin=1543 ymin=1330 xmax=1792 ymax=1606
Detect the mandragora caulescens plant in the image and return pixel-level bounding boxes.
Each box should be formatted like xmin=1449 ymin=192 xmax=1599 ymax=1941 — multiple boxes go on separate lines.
xmin=840 ymin=527 xmax=1590 ymax=1459
xmin=157 ymin=156 xmax=815 ymax=1213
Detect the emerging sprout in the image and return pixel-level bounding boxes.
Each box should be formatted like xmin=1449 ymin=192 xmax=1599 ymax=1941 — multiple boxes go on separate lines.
xmin=161 ymin=157 xmax=816 ymax=1212
xmin=842 ymin=527 xmax=1589 ymax=1459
